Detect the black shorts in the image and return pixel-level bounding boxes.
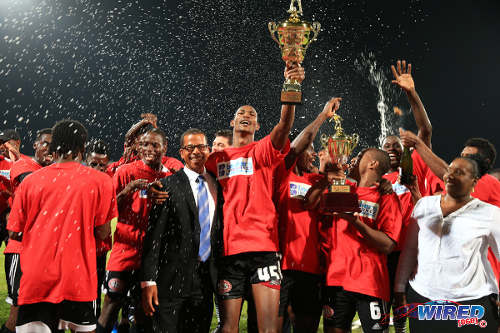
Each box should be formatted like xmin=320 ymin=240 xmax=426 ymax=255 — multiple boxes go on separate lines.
xmin=217 ymin=252 xmax=282 ymax=300
xmin=16 ymin=300 xmax=96 ymax=332
xmin=103 ymin=270 xmax=140 ymax=301
xmin=5 ymin=253 xmax=21 ymax=306
xmin=323 ymin=287 xmax=389 ymax=333
xmin=96 ymin=255 xmax=107 ymax=315
xmin=279 ymin=270 xmax=323 ymax=316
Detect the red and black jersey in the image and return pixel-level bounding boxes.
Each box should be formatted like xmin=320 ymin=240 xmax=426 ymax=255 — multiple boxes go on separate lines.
xmin=7 ymin=162 xmax=117 ymax=304
xmin=206 ymin=135 xmax=290 ymax=256
xmin=326 ymin=187 xmax=402 ymax=301
xmin=106 ymin=159 xmax=172 ymax=271
xmin=0 ymin=155 xmax=13 ymax=214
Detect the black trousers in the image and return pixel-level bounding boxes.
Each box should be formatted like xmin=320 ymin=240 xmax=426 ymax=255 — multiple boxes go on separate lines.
xmin=407 ymin=284 xmax=499 ymax=333
xmin=153 ymin=262 xmax=213 ymax=333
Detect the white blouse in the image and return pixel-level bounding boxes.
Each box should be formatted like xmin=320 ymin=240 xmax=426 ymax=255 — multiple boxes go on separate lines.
xmin=395 ymin=195 xmax=500 ymax=301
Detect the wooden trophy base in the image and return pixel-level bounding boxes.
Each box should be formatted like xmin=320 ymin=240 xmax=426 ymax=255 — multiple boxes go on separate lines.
xmin=320 ymin=191 xmax=360 ymax=214
xmin=281 ymin=90 xmax=302 ymax=105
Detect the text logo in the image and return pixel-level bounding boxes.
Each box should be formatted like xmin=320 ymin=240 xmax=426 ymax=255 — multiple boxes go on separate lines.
xmin=358 ymin=200 xmax=379 ymax=220
xmin=217 ymin=157 xmax=254 ymax=180
xmin=289 ymin=181 xmax=311 ymax=197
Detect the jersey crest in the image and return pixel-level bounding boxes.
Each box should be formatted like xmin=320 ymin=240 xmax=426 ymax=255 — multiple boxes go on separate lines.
xmin=216 ymin=157 xmax=254 ymax=180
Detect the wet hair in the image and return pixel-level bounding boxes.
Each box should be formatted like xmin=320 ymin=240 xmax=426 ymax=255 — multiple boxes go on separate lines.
xmin=215 ymin=129 xmax=233 ymax=145
xmin=180 ymin=128 xmax=206 ymax=147
xmin=142 ymin=128 xmax=167 ymax=146
xmin=35 ymin=128 xmax=52 ymax=141
xmin=86 ymin=139 xmax=109 ymax=157
xmin=463 ymin=138 xmax=496 ymax=170
xmin=364 ymin=148 xmax=391 ymax=176
xmin=49 ymin=119 xmax=87 ymax=156
xmin=458 ymin=154 xmax=487 ymax=178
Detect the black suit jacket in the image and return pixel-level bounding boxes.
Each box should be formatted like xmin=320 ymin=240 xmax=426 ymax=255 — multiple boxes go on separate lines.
xmin=141 ymin=169 xmax=223 ymax=299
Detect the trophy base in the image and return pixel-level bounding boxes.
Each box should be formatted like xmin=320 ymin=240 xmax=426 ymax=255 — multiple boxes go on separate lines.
xmin=281 ymin=90 xmax=302 ymax=105
xmin=320 ymin=191 xmax=360 ymax=214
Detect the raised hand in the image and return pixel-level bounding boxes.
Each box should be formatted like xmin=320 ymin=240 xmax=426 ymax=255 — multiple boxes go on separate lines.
xmin=284 ymin=63 xmax=305 ymax=84
xmin=391 ymin=60 xmax=415 ymax=92
xmin=322 ymin=97 xmax=342 ymax=119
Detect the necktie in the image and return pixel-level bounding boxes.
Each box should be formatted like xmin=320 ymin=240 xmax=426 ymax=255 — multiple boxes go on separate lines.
xmin=197 ymin=175 xmax=211 ymax=262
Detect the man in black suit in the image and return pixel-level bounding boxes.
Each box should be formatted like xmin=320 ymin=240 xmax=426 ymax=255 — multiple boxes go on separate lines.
xmin=141 ymin=128 xmax=223 ymax=332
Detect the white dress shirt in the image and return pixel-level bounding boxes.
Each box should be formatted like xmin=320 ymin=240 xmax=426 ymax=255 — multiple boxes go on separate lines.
xmin=395 ymin=195 xmax=500 ymax=301
xmin=141 ymin=167 xmax=217 ymax=287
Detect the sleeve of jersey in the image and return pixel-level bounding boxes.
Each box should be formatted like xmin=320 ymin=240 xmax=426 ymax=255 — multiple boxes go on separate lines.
xmin=377 ymin=193 xmax=403 ymax=245
xmin=113 ymin=167 xmax=129 ymax=195
xmin=96 ymin=176 xmax=119 ymax=227
xmin=254 ymin=135 xmax=290 ymax=168
xmin=166 ymin=157 xmax=184 ymax=171
xmin=6 ymin=182 xmax=27 ymax=233
xmin=412 ymin=150 xmax=430 ymax=196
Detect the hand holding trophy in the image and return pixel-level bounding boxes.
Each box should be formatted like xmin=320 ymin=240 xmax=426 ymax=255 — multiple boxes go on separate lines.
xmin=319 ymin=113 xmax=360 ymax=213
xmin=269 ymin=0 xmax=320 ymax=104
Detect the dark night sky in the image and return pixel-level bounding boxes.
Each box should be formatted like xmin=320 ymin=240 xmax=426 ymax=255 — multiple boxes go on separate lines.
xmin=0 ymin=0 xmax=499 ymax=166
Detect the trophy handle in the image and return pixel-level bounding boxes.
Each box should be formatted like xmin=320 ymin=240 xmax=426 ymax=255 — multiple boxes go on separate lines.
xmin=310 ymin=22 xmax=321 ymax=43
xmin=268 ymin=22 xmax=280 ymax=45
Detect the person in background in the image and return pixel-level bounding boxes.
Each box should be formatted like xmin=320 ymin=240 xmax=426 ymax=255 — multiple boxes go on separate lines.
xmin=212 ymin=129 xmax=233 ymax=152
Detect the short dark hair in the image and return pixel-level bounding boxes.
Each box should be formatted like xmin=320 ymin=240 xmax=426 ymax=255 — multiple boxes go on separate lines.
xmin=50 ymin=119 xmax=88 ymax=156
xmin=455 ymin=156 xmax=480 ymax=179
xmin=0 ymin=129 xmax=20 ymax=142
xmin=365 ymin=148 xmax=391 ymax=176
xmin=215 ymin=129 xmax=233 ymax=145
xmin=464 ymin=138 xmax=496 ymax=170
xmin=460 ymin=154 xmax=488 ymax=178
xmin=180 ymin=128 xmax=206 ymax=147
xmin=35 ymin=128 xmax=52 ymax=141
xmin=86 ymin=139 xmax=109 ymax=157
xmin=142 ymin=128 xmax=167 ymax=146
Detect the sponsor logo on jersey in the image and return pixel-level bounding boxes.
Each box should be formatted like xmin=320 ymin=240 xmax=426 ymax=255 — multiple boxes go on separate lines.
xmin=218 ymin=280 xmax=232 ymax=294
xmin=392 ymin=182 xmax=409 ymax=196
xmin=358 ymin=200 xmax=379 ymax=220
xmin=216 ymin=157 xmax=253 ymax=180
xmin=289 ymin=181 xmax=311 ymax=197
xmin=139 ymin=189 xmax=148 ymax=198
xmin=0 ymin=170 xmax=10 ymax=180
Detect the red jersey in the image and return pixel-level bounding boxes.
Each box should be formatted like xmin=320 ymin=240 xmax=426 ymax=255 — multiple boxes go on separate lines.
xmin=205 ymin=135 xmax=290 ymax=256
xmin=275 ymin=162 xmax=323 ymax=274
xmin=326 ymin=187 xmax=402 ymax=301
xmin=0 ymin=156 xmax=12 ymax=214
xmin=383 ymin=171 xmax=414 ymax=250
xmin=7 ymin=162 xmax=117 ymax=304
xmin=5 ymin=157 xmax=43 ymax=255
xmin=106 ymin=159 xmax=171 ymax=271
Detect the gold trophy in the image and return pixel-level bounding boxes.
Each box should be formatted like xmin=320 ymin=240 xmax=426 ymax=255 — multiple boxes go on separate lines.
xmin=268 ymin=0 xmax=320 ymax=104
xmin=319 ymin=114 xmax=360 ymax=213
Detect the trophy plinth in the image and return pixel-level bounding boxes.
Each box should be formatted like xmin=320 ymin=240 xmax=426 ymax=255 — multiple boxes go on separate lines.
xmin=268 ymin=0 xmax=320 ymax=105
xmin=319 ymin=114 xmax=360 ymax=214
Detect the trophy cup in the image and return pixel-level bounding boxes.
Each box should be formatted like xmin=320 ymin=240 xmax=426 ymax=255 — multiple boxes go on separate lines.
xmin=319 ymin=114 xmax=360 ymax=213
xmin=268 ymin=0 xmax=320 ymax=105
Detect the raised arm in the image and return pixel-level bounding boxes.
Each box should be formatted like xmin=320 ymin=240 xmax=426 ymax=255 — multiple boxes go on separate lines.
xmin=285 ymin=97 xmax=341 ymax=169
xmin=399 ymin=128 xmax=448 ymax=180
xmin=391 ymin=60 xmax=432 ymax=147
xmin=270 ymin=64 xmax=305 ymax=151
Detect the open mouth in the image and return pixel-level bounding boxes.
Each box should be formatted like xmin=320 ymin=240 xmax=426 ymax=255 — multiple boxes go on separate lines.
xmin=240 ymin=120 xmax=250 ymax=126
xmin=388 ymin=152 xmax=400 ymax=162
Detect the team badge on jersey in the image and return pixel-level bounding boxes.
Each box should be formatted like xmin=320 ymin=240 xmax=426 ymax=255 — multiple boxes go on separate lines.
xmin=217 ymin=157 xmax=254 ymax=180
xmin=289 ymin=181 xmax=311 ymax=197
xmin=358 ymin=200 xmax=380 ymax=220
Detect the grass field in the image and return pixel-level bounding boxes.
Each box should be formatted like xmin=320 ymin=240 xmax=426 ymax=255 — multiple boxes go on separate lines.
xmin=0 ymin=242 xmax=402 ymax=332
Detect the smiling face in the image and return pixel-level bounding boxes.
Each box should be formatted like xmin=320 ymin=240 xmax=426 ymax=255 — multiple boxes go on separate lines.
xmin=138 ymin=132 xmax=166 ymax=168
xmin=443 ymin=158 xmax=478 ymax=198
xmin=180 ymin=133 xmax=210 ymax=174
xmin=212 ymin=135 xmax=231 ymax=152
xmin=297 ymin=144 xmax=317 ymax=173
xmin=34 ymin=133 xmax=53 ymax=166
xmin=230 ymin=105 xmax=260 ymax=135
xmin=381 ymin=135 xmax=403 ymax=170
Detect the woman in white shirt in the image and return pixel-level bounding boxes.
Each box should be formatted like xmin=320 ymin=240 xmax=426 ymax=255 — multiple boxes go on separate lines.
xmin=395 ymin=156 xmax=500 ymax=332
